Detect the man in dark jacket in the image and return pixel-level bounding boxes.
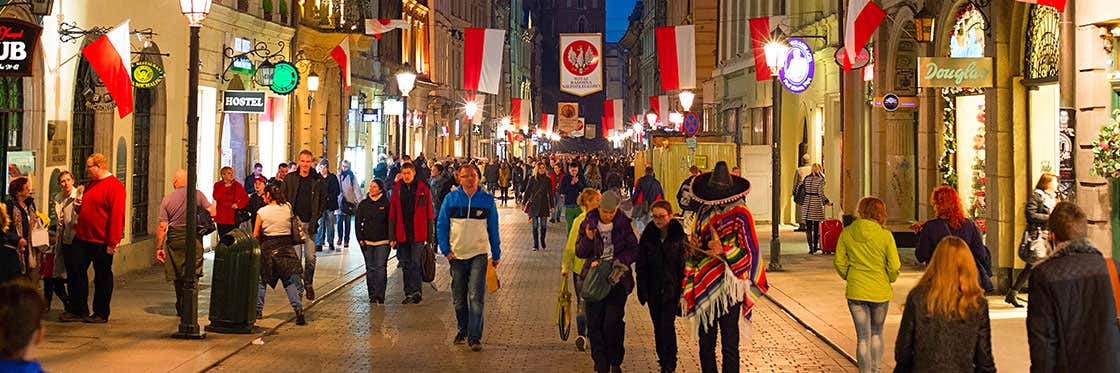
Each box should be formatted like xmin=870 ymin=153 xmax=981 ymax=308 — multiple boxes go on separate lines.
xmin=388 ymin=162 xmax=435 ymax=304
xmin=415 ymin=153 xmax=431 ymax=183
xmin=244 ymin=163 xmax=266 ymax=194
xmin=558 ymin=163 xmax=588 ymax=233
xmin=316 ymin=161 xmax=342 ymax=251
xmin=484 ymin=159 xmax=500 ymax=195
xmin=429 ymin=163 xmax=454 ymax=216
xmin=373 ymin=155 xmax=389 ymax=182
xmin=281 ymin=150 xmax=327 ymax=300
xmin=631 ymin=166 xmax=664 ymax=233
xmin=1028 ymin=201 xmax=1120 ymax=373
xmin=635 ymin=200 xmax=686 ymax=373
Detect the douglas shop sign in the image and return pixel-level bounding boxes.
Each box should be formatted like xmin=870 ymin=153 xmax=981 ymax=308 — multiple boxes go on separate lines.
xmin=918 ymin=57 xmax=993 ymax=88
xmin=0 ymin=18 xmax=42 ymax=77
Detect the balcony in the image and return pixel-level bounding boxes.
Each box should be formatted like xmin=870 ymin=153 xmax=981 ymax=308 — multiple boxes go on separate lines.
xmin=214 ymin=0 xmax=293 ymax=25
xmin=299 ymin=0 xmax=372 ymax=32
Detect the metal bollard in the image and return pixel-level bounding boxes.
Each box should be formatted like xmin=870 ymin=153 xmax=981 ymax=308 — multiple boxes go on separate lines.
xmin=205 ymin=229 xmax=261 ymax=334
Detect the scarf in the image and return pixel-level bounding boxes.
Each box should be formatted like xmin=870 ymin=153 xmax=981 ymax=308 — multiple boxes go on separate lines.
xmin=681 ymin=203 xmax=768 ymax=334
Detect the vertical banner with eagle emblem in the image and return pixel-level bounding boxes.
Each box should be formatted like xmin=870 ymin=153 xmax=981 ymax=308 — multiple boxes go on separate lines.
xmin=559 ymin=33 xmax=603 ymax=97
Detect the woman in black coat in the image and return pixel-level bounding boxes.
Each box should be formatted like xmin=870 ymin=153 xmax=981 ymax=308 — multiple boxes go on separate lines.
xmin=354 ymin=179 xmax=393 ymax=304
xmin=1005 ymin=173 xmax=1059 ymax=307
xmin=635 ymin=200 xmax=686 ymax=373
xmin=523 ymin=163 xmax=555 ymax=250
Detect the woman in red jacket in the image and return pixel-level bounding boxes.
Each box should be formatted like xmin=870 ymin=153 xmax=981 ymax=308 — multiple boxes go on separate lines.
xmin=213 ymin=166 xmax=249 ymax=237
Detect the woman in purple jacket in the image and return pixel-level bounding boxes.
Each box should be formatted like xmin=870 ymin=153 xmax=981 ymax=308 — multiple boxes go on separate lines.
xmin=576 ymin=190 xmax=638 ymax=373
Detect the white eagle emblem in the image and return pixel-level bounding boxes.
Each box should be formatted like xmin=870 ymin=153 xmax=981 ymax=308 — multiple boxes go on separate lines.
xmin=567 ymin=45 xmax=596 ymax=75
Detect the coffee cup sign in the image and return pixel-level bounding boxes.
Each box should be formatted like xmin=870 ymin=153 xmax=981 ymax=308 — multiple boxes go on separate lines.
xmin=0 ymin=18 xmax=42 ymax=77
xmin=917 ymin=57 xmax=993 ymax=88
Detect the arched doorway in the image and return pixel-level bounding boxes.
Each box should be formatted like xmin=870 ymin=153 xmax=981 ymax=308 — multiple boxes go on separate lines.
xmin=71 ymin=58 xmax=101 ymax=184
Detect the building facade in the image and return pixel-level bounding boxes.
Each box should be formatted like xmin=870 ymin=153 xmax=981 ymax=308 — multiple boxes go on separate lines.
xmin=535 ymin=0 xmax=606 ymax=145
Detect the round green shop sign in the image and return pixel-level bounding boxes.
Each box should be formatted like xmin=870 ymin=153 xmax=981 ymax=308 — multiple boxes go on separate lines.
xmin=270 ymin=61 xmax=299 ymax=95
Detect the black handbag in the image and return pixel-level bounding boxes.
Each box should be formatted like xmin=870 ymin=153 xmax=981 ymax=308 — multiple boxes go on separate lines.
xmin=340 ymin=200 xmax=356 ymax=215
xmin=197 ymin=207 xmax=217 ymax=236
xmin=421 ymin=243 xmax=436 ymax=283
xmin=287 ymin=204 xmax=307 ymax=245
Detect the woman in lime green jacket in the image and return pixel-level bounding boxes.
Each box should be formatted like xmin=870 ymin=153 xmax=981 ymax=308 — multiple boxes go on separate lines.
xmin=561 ymin=188 xmax=601 ymax=352
xmin=834 ymin=197 xmax=901 ymax=373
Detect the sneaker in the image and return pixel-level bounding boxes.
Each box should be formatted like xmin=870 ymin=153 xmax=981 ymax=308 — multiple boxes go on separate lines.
xmin=401 ymin=294 xmax=416 ymax=304
xmin=295 ymin=311 xmax=307 ymax=325
xmin=306 ymin=287 xmax=316 ymax=300
xmin=59 ymin=312 xmax=86 ymax=323
xmin=575 ymin=336 xmax=586 ymax=351
xmin=84 ymin=314 xmax=108 ymax=324
xmin=256 ymin=311 xmax=263 ymax=319
xmin=413 ymin=294 xmax=423 ymax=304
xmin=453 ymin=333 xmax=467 ymax=345
xmin=469 ymin=341 xmax=482 ymax=352
xmin=532 ymin=247 xmax=539 ymax=251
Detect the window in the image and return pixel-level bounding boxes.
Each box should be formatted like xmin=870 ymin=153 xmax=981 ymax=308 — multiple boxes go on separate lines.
xmin=131 ymin=87 xmax=152 ymax=237
xmin=0 ymin=77 xmax=23 ymax=151
xmin=71 ymin=59 xmax=98 ymax=184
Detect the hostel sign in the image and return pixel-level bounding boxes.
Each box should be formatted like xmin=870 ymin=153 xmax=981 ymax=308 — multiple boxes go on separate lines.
xmin=0 ymin=18 xmax=42 ymax=77
xmin=918 ymin=57 xmax=993 ymax=88
xmin=223 ymin=90 xmax=267 ymax=114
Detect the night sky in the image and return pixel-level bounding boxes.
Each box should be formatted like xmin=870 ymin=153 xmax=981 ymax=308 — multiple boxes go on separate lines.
xmin=605 ymin=0 xmax=638 ymax=42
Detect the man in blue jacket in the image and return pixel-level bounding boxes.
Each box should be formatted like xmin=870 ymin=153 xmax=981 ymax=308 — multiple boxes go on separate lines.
xmin=437 ymin=164 xmax=501 ymax=352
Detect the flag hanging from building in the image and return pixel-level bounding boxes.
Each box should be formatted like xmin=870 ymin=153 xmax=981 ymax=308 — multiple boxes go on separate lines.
xmin=330 ymin=37 xmax=351 ymax=91
xmin=463 ymin=28 xmax=506 ymax=95
xmin=654 ymin=25 xmax=696 ymax=91
xmin=559 ymin=33 xmax=604 ymax=96
xmin=845 ymin=0 xmax=886 ymax=67
xmin=81 ymin=20 xmax=132 ymax=118
xmin=511 ymin=98 xmax=531 ymax=129
xmin=1015 ymin=0 xmax=1067 ymax=12
xmin=365 ymin=19 xmax=410 ymax=39
xmin=648 ymin=95 xmax=669 ymax=126
xmin=749 ymin=16 xmax=788 ymax=81
xmin=602 ymin=99 xmax=623 ymax=138
xmin=540 ymin=114 xmax=555 ymax=133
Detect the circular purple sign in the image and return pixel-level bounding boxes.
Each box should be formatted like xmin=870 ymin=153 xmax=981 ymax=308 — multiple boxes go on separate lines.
xmin=780 ymin=38 xmax=815 ymax=94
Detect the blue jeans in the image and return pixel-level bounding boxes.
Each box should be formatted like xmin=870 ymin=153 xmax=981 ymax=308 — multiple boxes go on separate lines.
xmin=299 ymin=222 xmax=317 ymax=287
xmin=396 ymin=242 xmax=425 ymax=296
xmin=450 ymin=254 xmax=488 ymax=342
xmin=257 ymin=274 xmax=303 ymax=315
xmin=361 ymin=244 xmax=391 ymax=300
xmin=848 ymin=300 xmax=889 ymax=373
xmin=531 ymin=216 xmax=548 ymax=248
xmin=337 ymin=213 xmax=352 ymax=245
xmin=316 ymin=210 xmax=337 ymax=247
xmin=551 ymin=193 xmax=564 ymax=221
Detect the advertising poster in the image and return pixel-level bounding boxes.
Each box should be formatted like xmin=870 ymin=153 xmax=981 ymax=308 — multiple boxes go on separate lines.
xmin=557 ymin=102 xmax=581 ymax=136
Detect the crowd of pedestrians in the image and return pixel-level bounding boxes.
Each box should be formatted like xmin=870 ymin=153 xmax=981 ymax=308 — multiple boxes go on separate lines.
xmin=7 ymin=149 xmax=1120 ymax=373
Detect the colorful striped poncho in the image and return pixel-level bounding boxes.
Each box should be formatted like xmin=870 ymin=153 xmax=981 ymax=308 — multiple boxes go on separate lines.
xmin=681 ymin=203 xmax=769 ymax=333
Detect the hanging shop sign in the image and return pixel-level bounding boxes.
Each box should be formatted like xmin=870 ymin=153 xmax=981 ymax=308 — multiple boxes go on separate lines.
xmin=559 ymin=33 xmax=604 ymax=96
xmin=131 ymin=61 xmax=164 ymax=88
xmin=223 ymin=90 xmax=267 ymax=114
xmin=384 ymin=99 xmax=404 ymax=116
xmin=362 ymin=108 xmax=380 ymax=123
xmin=833 ymin=46 xmax=871 ymax=70
xmin=0 ymin=18 xmax=42 ymax=77
xmin=269 ymin=61 xmax=300 ymax=95
xmin=917 ymin=57 xmax=993 ymax=88
xmin=872 ymin=94 xmax=918 ymax=111
xmin=230 ymin=56 xmax=254 ymax=75
xmin=780 ymin=38 xmax=814 ymax=94
xmin=557 ymin=102 xmax=581 ymax=136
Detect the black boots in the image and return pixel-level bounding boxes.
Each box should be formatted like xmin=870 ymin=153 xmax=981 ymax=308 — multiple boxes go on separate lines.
xmin=295 ymin=310 xmax=307 ymax=325
xmin=1005 ymin=291 xmax=1025 ymax=308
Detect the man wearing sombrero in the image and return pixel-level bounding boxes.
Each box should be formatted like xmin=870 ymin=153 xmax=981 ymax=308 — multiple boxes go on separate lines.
xmin=682 ymin=161 xmax=769 ymax=373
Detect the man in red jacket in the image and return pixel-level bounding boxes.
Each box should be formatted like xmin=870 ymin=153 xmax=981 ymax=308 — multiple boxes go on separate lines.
xmin=388 ymin=162 xmax=434 ymax=304
xmin=60 ymin=153 xmax=126 ymax=324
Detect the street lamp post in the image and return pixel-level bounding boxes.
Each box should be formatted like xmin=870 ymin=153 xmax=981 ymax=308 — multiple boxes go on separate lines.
xmin=177 ymin=0 xmax=211 ymax=339
xmin=464 ymin=100 xmax=479 ymax=158
xmin=764 ymin=39 xmax=789 ymax=272
xmin=396 ymin=63 xmax=416 ymax=157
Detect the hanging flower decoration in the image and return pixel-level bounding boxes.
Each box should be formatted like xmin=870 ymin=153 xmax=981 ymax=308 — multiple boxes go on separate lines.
xmin=970 ymin=103 xmax=987 ymax=233
xmin=1091 ymin=110 xmax=1120 ymax=181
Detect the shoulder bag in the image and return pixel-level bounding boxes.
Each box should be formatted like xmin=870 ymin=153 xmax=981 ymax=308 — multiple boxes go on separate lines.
xmin=197 ymin=206 xmax=217 ymax=236
xmin=421 ymin=242 xmax=436 ymax=283
xmin=1018 ymin=228 xmax=1050 ymax=263
xmin=287 ymin=204 xmax=307 ymax=245
xmin=581 ymin=257 xmax=617 ymax=302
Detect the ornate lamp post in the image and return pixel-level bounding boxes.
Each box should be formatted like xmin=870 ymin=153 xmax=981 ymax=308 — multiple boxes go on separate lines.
xmin=764 ymin=38 xmax=789 ymax=271
xmin=396 ymin=63 xmax=417 ymax=156
xmin=177 ymin=0 xmax=212 ymax=339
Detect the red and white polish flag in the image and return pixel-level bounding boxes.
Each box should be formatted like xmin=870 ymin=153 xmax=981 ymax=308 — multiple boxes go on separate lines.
xmin=81 ymin=20 xmax=132 ymax=119
xmin=365 ymin=19 xmax=410 ymax=39
xmin=654 ymin=25 xmax=696 ymax=91
xmin=330 ymin=38 xmax=351 ymax=91
xmin=540 ymin=114 xmax=555 ymax=133
xmin=511 ymin=98 xmax=531 ymax=129
xmin=648 ymin=95 xmax=669 ymax=126
xmin=845 ymin=0 xmax=886 ymax=67
xmin=1015 ymin=0 xmax=1067 ymax=12
xmin=749 ymin=16 xmax=787 ymax=81
xmin=463 ymin=28 xmax=506 ymax=95
xmin=602 ymin=99 xmax=623 ymax=138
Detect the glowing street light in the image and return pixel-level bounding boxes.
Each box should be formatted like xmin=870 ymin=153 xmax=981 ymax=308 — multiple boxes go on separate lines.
xmin=763 ymin=37 xmax=788 ymax=271
xmin=645 ymin=111 xmax=658 ymax=127
xmin=678 ymin=90 xmax=695 ymax=112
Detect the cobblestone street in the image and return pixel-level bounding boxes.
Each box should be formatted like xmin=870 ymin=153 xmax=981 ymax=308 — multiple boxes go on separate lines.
xmin=209 ymin=207 xmax=855 ymax=372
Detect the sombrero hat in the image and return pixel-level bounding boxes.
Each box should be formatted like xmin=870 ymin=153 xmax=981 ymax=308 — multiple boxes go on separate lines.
xmin=689 ymin=161 xmax=751 ymax=206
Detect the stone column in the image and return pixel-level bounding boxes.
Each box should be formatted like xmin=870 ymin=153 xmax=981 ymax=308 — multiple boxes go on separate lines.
xmin=985 ymin=0 xmax=1014 ymax=289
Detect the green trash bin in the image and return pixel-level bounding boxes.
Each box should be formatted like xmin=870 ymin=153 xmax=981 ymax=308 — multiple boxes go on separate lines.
xmin=205 ymin=229 xmax=261 ymax=334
